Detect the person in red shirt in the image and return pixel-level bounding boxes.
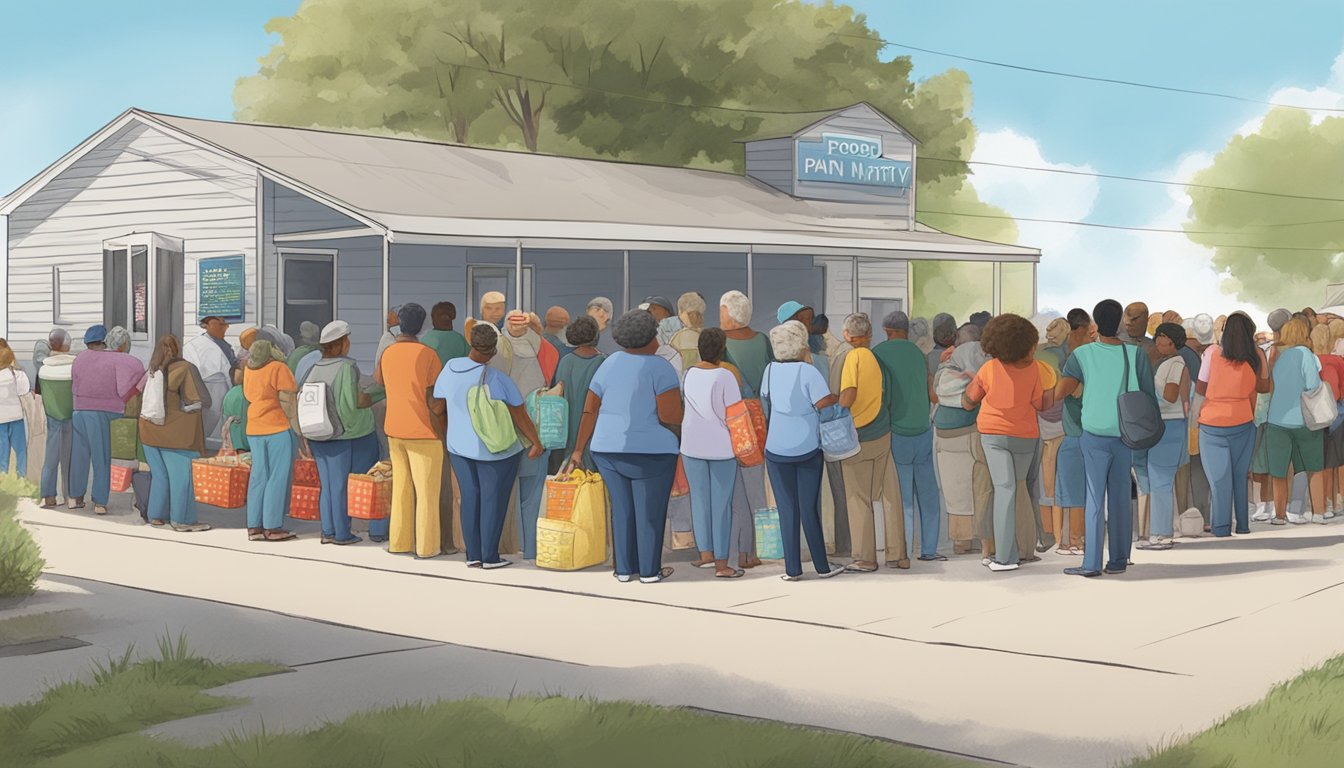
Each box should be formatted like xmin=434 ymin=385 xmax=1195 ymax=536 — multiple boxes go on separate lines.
xmin=1312 ymin=324 xmax=1344 ymax=519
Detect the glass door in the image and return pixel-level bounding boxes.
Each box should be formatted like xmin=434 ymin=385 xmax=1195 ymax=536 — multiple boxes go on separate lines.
xmin=279 ymin=250 xmax=337 ymax=341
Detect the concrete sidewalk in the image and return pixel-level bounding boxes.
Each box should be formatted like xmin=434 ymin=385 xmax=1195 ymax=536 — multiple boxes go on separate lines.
xmin=15 ymin=497 xmax=1344 ymax=768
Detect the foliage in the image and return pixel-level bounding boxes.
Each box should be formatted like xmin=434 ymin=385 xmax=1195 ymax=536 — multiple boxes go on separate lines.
xmin=1127 ymin=653 xmax=1344 ymax=768
xmin=235 ymin=0 xmax=1015 ymax=245
xmin=1184 ymin=108 xmax=1344 ymax=310
xmin=0 ymin=633 xmax=283 ymax=767
xmin=0 ymin=474 xmax=43 ymax=598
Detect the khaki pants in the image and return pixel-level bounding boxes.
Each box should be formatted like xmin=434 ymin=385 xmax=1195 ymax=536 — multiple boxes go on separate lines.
xmin=841 ymin=437 xmax=907 ymax=564
xmin=1039 ymin=435 xmax=1063 ymax=533
xmin=937 ymin=426 xmax=992 ymax=549
xmin=388 ymin=437 xmax=444 ymax=558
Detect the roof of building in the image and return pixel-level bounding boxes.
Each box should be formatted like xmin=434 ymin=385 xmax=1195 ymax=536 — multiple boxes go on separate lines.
xmin=2 ymin=108 xmax=1036 ymax=260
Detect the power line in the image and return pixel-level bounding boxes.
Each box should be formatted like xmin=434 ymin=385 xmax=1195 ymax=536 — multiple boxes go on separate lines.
xmin=919 ymin=208 xmax=1344 ymax=252
xmin=838 ymin=33 xmax=1344 ymax=113
xmin=439 ymin=57 xmax=1344 ymax=205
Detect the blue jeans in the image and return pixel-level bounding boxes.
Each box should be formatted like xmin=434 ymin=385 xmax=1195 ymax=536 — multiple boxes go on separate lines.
xmin=0 ymin=419 xmax=27 ymax=476
xmin=683 ymin=456 xmax=738 ymax=560
xmin=1081 ymin=431 xmax=1134 ymax=572
xmin=41 ymin=416 xmax=72 ymax=499
xmin=246 ymin=432 xmax=294 ymax=530
xmin=1199 ymin=422 xmax=1255 ymax=537
xmin=143 ymin=445 xmax=198 ymax=525
xmin=1148 ymin=417 xmax=1188 ymax=538
xmin=451 ymin=451 xmax=522 ymax=565
xmin=891 ymin=429 xmax=942 ymax=557
xmin=71 ymin=410 xmax=117 ymax=505
xmin=1132 ymin=449 xmax=1150 ymax=495
xmin=593 ymin=451 xmax=677 ymax=579
xmin=515 ymin=449 xmax=549 ymax=559
xmin=310 ymin=433 xmax=379 ymax=541
xmin=765 ymin=449 xmax=830 ymax=578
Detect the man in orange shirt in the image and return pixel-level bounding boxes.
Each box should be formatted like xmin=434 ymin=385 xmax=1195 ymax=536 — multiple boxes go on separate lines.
xmin=375 ymin=303 xmax=449 ymax=559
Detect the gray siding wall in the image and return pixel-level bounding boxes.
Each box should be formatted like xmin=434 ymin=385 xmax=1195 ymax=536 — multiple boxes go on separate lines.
xmin=750 ymin=254 xmax=826 ymax=331
xmin=268 ymin=179 xmax=363 ymax=235
xmin=6 ymin=120 xmax=258 ymax=361
xmin=268 ymin=234 xmax=383 ymax=369
xmin=743 ymin=138 xmax=794 ymax=196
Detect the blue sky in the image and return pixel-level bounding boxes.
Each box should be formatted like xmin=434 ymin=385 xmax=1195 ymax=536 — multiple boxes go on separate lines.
xmin=3 ymin=0 xmax=1342 ymax=316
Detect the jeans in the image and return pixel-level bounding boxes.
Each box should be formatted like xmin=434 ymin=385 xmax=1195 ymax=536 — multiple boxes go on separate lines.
xmin=980 ymin=434 xmax=1041 ymax=566
xmin=1132 ymin=449 xmax=1151 ymax=495
xmin=310 ymin=433 xmax=379 ymax=541
xmin=891 ymin=429 xmax=942 ymax=557
xmin=1148 ymin=417 xmax=1188 ymax=538
xmin=41 ymin=416 xmax=72 ymax=499
xmin=143 ymin=445 xmax=198 ymax=525
xmin=514 ymin=449 xmax=549 ymax=559
xmin=1081 ymin=431 xmax=1134 ymax=572
xmin=0 ymin=419 xmax=27 ymax=476
xmin=246 ymin=431 xmax=294 ymax=531
xmin=450 ymin=451 xmax=522 ymax=565
xmin=593 ymin=451 xmax=677 ymax=579
xmin=1199 ymin=421 xmax=1255 ymax=537
xmin=683 ymin=456 xmax=738 ymax=560
xmin=71 ymin=410 xmax=117 ymax=505
xmin=765 ymin=449 xmax=830 ymax=578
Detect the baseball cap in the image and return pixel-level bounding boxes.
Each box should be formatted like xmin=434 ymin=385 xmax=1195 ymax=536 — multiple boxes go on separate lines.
xmin=776 ymin=300 xmax=808 ymax=325
xmin=319 ymin=320 xmax=351 ymax=344
xmin=640 ymin=296 xmax=675 ymax=315
xmin=83 ymin=324 xmax=107 ymax=345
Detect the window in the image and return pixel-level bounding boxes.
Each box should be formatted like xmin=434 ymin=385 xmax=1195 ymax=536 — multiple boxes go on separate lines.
xmin=468 ymin=265 xmax=533 ymax=316
xmin=280 ymin=250 xmax=336 ymax=341
xmin=102 ymin=233 xmax=184 ymax=344
xmin=52 ymin=267 xmax=68 ymax=325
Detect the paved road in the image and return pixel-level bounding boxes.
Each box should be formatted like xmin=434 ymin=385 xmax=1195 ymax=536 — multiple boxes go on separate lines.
xmin=14 ymin=497 xmax=1344 ymax=768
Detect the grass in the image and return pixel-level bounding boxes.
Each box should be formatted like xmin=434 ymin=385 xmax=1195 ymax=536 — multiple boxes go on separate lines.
xmin=1127 ymin=653 xmax=1344 ymax=768
xmin=0 ymin=473 xmax=44 ymax=598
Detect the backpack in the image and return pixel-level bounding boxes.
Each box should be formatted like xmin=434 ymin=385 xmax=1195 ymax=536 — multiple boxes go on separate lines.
xmin=468 ymin=364 xmax=518 ymax=453
xmin=141 ymin=370 xmax=167 ymax=426
xmin=298 ymin=380 xmax=343 ymax=440
xmin=1117 ymin=343 xmax=1164 ymax=450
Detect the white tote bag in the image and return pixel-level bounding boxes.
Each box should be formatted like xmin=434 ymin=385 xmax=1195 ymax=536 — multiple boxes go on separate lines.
xmin=1301 ymin=383 xmax=1338 ymax=432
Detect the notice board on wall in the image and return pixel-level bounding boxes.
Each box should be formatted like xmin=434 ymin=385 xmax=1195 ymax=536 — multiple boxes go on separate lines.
xmin=197 ymin=255 xmax=245 ymax=322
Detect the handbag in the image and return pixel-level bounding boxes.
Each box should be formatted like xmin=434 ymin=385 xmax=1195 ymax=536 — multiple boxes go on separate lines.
xmin=1117 ymin=344 xmax=1164 ymax=450
xmin=1300 ymin=382 xmax=1339 ymax=432
xmin=818 ymin=404 xmax=861 ymax=462
xmin=467 ymin=364 xmax=518 ymax=454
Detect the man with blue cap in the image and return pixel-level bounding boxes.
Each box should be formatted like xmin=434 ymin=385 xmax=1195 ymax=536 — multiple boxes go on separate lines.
xmin=776 ymin=300 xmax=813 ymax=329
xmin=68 ymin=324 xmax=145 ymax=514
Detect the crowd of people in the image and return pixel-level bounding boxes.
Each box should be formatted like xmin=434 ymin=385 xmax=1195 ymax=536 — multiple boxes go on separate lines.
xmin=9 ymin=289 xmax=1344 ymax=583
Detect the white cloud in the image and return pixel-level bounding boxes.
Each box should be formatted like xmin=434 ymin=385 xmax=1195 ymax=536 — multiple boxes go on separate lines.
xmin=1237 ymin=51 xmax=1344 ymax=136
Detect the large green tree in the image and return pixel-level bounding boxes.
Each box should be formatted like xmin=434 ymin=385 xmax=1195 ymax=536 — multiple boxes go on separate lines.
xmin=1185 ymin=108 xmax=1344 ymax=310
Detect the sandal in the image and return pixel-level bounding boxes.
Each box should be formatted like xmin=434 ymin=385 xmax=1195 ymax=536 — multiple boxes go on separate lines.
xmin=149 ymin=519 xmax=167 ymax=527
xmin=715 ymin=568 xmax=745 ymax=579
xmin=845 ymin=561 xmax=879 ymax=573
xmin=171 ymin=523 xmax=212 ymax=533
xmin=263 ymin=530 xmax=297 ymax=542
xmin=740 ymin=558 xmax=763 ymax=569
xmin=248 ymin=528 xmax=265 ymax=541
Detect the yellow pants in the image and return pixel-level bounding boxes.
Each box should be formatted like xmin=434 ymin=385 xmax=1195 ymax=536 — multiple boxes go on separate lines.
xmin=388 ymin=437 xmax=444 ymax=558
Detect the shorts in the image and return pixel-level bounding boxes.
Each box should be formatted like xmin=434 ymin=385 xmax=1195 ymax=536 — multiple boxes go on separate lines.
xmin=1251 ymin=423 xmax=1271 ymax=475
xmin=1055 ymin=435 xmax=1085 ymax=508
xmin=1325 ymin=426 xmax=1344 ymax=470
xmin=1265 ymin=423 xmax=1325 ymax=477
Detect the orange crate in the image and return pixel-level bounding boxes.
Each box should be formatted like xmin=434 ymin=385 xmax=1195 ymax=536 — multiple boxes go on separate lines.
xmin=347 ymin=473 xmax=390 ymax=520
xmin=289 ymin=483 xmax=321 ymax=520
xmin=110 ymin=462 xmax=134 ymax=493
xmin=293 ymin=458 xmax=320 ymax=487
xmin=192 ymin=456 xmax=250 ymax=509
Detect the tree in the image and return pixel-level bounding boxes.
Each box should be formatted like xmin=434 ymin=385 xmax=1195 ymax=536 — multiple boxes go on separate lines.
xmin=1184 ymin=108 xmax=1344 ymax=310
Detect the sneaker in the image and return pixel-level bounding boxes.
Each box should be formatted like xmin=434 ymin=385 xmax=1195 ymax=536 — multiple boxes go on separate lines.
xmin=1309 ymin=514 xmax=1328 ymax=525
xmin=170 ymin=523 xmax=212 ymax=533
xmin=68 ymin=497 xmax=85 ymax=510
xmin=987 ymin=561 xmax=1019 ymax=572
xmin=1287 ymin=513 xmax=1308 ymax=525
xmin=981 ymin=558 xmax=992 ymax=567
xmin=1271 ymin=517 xmax=1287 ymax=526
xmin=1063 ymin=566 xmax=1102 ymax=577
xmin=93 ymin=504 xmax=109 ymax=516
xmin=482 ymin=559 xmax=514 ymax=570
xmin=333 ymin=536 xmax=363 ymax=545
xmin=1326 ymin=511 xmax=1337 ymax=520
xmin=1251 ymin=507 xmax=1273 ymax=522
xmin=467 ymin=560 xmax=483 ymax=568
xmin=817 ymin=562 xmax=844 ymax=578
xmin=1136 ymin=538 xmax=1174 ymax=551
xmin=613 ymin=572 xmax=632 ymax=582
xmin=640 ymin=567 xmax=674 ymax=583
xmin=39 ymin=497 xmax=59 ymax=509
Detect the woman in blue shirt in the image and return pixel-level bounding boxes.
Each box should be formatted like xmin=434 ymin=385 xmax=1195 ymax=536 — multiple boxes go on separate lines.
xmin=570 ymin=310 xmax=684 ymax=583
xmin=434 ymin=325 xmax=544 ymax=570
xmin=760 ymin=321 xmax=843 ymax=582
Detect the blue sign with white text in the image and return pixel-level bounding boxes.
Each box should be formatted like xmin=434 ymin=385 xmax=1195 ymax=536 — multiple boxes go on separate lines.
xmin=197 ymin=255 xmax=245 ymax=322
xmin=796 ymin=132 xmax=912 ymax=191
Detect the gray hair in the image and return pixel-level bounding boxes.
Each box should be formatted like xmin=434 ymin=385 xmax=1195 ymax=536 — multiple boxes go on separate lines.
xmin=587 ymin=296 xmax=614 ymax=316
xmin=932 ymin=313 xmax=957 ymax=346
xmin=105 ymin=326 xmax=131 ymax=353
xmin=768 ymin=321 xmax=810 ymax=362
xmin=910 ymin=316 xmax=930 ymax=341
xmin=298 ymin=320 xmax=321 ymax=345
xmin=1267 ymin=308 xmax=1292 ymax=333
xmin=719 ymin=290 xmax=752 ymax=327
xmin=843 ymin=313 xmax=872 ymax=339
xmin=611 ymin=309 xmax=659 ymax=349
xmin=677 ymin=291 xmax=706 ymax=316
xmin=956 ymin=322 xmax=982 ymax=345
xmin=48 ymin=327 xmax=70 ymax=349
xmin=882 ymin=310 xmax=910 ymax=332
xmin=1192 ymin=313 xmax=1215 ymax=344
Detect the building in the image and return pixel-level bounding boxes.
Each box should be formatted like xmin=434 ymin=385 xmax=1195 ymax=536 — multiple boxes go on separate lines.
xmin=0 ymin=103 xmax=1038 ymax=367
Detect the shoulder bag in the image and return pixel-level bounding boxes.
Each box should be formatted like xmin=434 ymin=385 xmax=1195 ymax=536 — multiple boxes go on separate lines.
xmin=1117 ymin=343 xmax=1164 ymax=450
xmin=468 ymin=364 xmax=518 ymax=453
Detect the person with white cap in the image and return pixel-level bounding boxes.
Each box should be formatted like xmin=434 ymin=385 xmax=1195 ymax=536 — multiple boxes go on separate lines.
xmin=300 ymin=320 xmax=386 ymax=545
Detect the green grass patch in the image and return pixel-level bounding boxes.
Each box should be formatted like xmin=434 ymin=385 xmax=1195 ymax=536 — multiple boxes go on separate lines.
xmin=1128 ymin=654 xmax=1344 ymax=768
xmin=0 ymin=473 xmax=44 ymax=598
xmin=1 ymin=633 xmax=284 ymax=767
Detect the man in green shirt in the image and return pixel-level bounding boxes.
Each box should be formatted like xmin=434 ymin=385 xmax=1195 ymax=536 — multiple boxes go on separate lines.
xmin=37 ymin=332 xmax=76 ymax=508
xmin=421 ymin=302 xmax=470 ymax=366
xmin=872 ymin=311 xmax=943 ymax=561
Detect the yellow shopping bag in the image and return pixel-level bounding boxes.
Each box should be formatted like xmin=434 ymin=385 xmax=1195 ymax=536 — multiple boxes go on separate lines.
xmin=537 ymin=470 xmax=609 ymax=571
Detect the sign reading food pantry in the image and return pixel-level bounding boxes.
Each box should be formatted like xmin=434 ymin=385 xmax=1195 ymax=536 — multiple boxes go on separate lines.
xmin=197 ymin=255 xmax=245 ymax=322
xmin=796 ymin=132 xmax=912 ymax=190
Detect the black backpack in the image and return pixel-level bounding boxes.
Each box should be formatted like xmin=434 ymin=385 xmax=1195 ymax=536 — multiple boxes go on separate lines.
xmin=1117 ymin=344 xmax=1164 ymax=450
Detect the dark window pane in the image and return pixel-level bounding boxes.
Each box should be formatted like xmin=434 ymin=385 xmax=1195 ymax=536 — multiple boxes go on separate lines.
xmin=283 ymin=257 xmax=334 ymax=340
xmin=131 ymin=245 xmax=148 ymax=334
xmin=106 ymin=248 xmax=128 ymax=329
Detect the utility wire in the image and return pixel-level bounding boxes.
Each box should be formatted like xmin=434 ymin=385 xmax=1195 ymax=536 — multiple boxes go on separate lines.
xmin=440 ymin=57 xmax=1344 ymax=205
xmin=837 ymin=33 xmax=1344 ymax=113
